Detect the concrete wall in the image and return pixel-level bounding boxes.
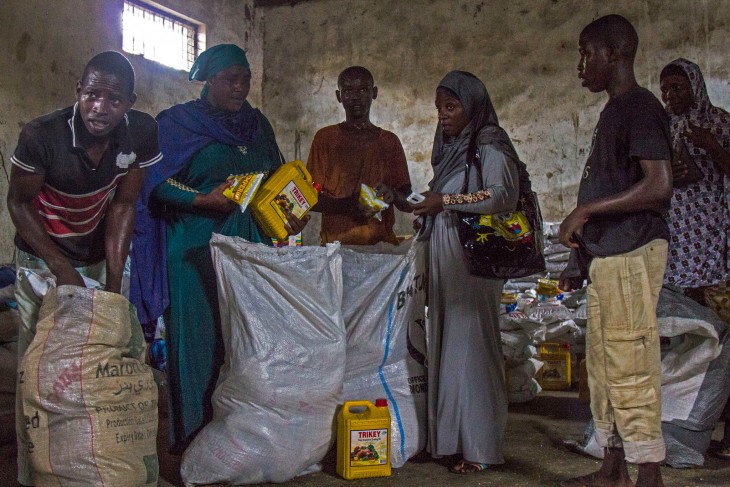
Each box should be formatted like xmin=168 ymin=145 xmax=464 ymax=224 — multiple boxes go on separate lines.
xmin=261 ymin=0 xmax=730 ymax=244
xmin=0 ymin=0 xmax=263 ymax=262
xmin=1 ymin=0 xmax=729 ymax=257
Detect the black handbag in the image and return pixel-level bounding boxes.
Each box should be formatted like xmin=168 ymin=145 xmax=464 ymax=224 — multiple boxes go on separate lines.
xmin=456 ymin=142 xmax=546 ymax=279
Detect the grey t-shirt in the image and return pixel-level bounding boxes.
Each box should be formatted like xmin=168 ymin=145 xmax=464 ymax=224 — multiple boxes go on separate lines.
xmin=568 ymin=87 xmax=671 ymax=275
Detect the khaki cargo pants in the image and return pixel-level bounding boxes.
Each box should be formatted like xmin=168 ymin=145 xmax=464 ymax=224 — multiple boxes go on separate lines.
xmin=586 ymin=239 xmax=667 ymax=464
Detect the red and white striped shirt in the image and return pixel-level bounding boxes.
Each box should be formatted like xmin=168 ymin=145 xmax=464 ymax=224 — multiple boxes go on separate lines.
xmin=11 ymin=104 xmax=161 ymax=265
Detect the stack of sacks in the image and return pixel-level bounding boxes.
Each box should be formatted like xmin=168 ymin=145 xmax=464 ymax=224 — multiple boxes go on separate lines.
xmin=556 ymin=288 xmax=588 ymax=385
xmin=503 ymin=276 xmax=542 ymax=293
xmin=502 ymin=221 xmax=571 ymax=294
xmin=500 ymin=288 xmax=582 ymax=403
xmin=541 ymin=221 xmax=572 ymax=279
xmin=500 ymin=221 xmax=584 ymax=395
xmin=0 ymin=265 xmax=17 ymax=444
xmin=565 ymin=287 xmax=730 ymax=468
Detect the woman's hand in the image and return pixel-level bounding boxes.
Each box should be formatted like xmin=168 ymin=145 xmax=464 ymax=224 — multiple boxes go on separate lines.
xmin=671 ymin=156 xmax=690 ymax=184
xmin=682 ymin=122 xmax=730 ymax=177
xmin=683 ymin=122 xmax=719 ymax=152
xmin=194 ymin=181 xmax=238 ymax=213
xmin=411 ymin=191 xmax=443 ymax=216
xmin=283 ymin=210 xmax=310 ymax=236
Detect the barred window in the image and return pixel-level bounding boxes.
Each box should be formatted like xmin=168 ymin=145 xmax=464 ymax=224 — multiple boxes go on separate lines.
xmin=122 ymin=0 xmax=205 ymax=71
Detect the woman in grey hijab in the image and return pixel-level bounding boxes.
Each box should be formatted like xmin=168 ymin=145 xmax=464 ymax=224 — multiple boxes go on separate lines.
xmin=412 ymin=70 xmax=527 ymax=473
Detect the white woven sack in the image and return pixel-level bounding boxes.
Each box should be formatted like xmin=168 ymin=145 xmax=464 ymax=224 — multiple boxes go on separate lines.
xmin=181 ymin=236 xmax=345 ymax=485
xmin=340 ymin=240 xmax=428 ymax=468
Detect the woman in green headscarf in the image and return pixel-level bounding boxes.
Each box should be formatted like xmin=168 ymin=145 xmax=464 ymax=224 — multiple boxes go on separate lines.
xmin=140 ymin=44 xmax=307 ymax=452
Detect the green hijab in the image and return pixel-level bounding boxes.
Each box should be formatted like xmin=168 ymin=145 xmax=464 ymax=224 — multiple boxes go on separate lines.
xmin=189 ymin=44 xmax=250 ymax=97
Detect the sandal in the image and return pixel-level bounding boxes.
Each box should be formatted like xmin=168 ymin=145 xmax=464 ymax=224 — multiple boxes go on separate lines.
xmin=449 ymin=459 xmax=488 ymax=474
xmin=714 ymin=446 xmax=730 ymax=460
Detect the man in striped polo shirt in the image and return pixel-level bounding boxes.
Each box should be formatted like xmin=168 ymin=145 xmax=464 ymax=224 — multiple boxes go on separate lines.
xmin=7 ymin=50 xmax=161 ymax=486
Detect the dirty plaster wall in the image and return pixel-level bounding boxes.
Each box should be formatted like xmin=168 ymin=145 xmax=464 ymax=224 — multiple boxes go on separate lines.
xmin=262 ymin=0 xmax=730 ymax=244
xmin=0 ymin=0 xmax=263 ymax=262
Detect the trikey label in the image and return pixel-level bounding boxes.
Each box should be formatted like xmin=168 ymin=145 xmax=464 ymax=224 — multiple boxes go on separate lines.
xmin=350 ymin=429 xmax=388 ymax=466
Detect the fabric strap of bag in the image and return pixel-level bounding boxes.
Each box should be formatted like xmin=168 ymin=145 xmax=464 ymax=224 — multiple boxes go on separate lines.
xmin=460 ymin=133 xmax=480 ymax=195
xmin=456 ymin=132 xmax=546 ymax=279
xmin=460 ymin=132 xmax=532 ymax=199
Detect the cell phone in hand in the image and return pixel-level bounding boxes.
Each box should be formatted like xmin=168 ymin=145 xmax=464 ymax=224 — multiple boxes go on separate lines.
xmin=406 ymin=192 xmax=426 ymax=204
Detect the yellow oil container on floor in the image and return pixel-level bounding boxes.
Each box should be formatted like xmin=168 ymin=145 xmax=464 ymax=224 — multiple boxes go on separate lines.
xmin=250 ymin=160 xmax=319 ymax=240
xmin=336 ymin=399 xmax=391 ymax=480
xmin=538 ymin=342 xmax=572 ymax=391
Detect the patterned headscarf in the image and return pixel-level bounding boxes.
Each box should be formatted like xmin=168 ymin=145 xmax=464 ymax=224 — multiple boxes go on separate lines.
xmin=662 ymin=58 xmax=730 ymax=287
xmin=664 ymin=58 xmax=730 ymax=143
xmin=663 ymin=58 xmax=730 ymax=199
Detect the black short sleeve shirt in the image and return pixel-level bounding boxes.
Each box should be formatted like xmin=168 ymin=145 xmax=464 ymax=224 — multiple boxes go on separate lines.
xmin=577 ymin=87 xmax=672 ymax=257
xmin=11 ymin=104 xmax=162 ymax=265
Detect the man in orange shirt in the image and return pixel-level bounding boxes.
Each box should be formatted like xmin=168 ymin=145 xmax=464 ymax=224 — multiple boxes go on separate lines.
xmin=307 ymin=66 xmax=412 ymax=245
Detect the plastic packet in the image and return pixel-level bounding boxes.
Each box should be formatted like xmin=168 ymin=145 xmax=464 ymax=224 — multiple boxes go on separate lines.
xmin=501 ymin=291 xmax=518 ymax=313
xmin=537 ymin=278 xmax=561 ymax=299
xmin=359 ymin=184 xmax=389 ymax=221
xmin=272 ymin=233 xmax=303 ymax=248
xmin=223 ymin=172 xmax=265 ymax=212
xmin=501 ymin=291 xmax=518 ymax=304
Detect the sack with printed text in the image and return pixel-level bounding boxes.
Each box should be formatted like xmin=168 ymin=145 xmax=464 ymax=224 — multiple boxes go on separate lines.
xmin=20 ymin=287 xmax=158 ymax=486
xmin=340 ymin=240 xmax=428 ymax=467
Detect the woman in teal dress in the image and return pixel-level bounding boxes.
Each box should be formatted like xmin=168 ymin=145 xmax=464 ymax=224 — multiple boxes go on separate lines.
xmin=133 ymin=44 xmax=307 ymax=453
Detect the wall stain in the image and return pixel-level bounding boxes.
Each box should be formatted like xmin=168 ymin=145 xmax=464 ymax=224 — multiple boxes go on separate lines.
xmin=473 ymin=1 xmax=485 ymax=18
xmin=311 ymin=76 xmax=325 ymax=95
xmin=571 ymin=112 xmax=579 ymax=130
xmin=50 ymin=61 xmax=57 ymax=73
xmin=411 ymin=151 xmax=428 ymax=162
xmin=15 ymin=32 xmax=32 ymax=63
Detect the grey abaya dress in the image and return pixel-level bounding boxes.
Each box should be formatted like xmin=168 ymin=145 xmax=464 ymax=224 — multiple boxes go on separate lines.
xmin=427 ymin=143 xmax=518 ymax=465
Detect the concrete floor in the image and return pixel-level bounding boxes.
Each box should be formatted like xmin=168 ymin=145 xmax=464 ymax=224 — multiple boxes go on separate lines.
xmin=3 ymin=391 xmax=727 ymax=487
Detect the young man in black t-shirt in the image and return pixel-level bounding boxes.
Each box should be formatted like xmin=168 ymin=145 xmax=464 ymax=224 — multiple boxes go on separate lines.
xmin=7 ymin=51 xmax=161 ymax=486
xmin=558 ymin=15 xmax=672 ymax=487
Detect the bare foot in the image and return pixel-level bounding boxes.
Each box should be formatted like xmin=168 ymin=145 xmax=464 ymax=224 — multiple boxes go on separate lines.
xmin=635 ymin=462 xmax=664 ymax=487
xmin=560 ymin=470 xmax=633 ymax=487
xmin=561 ymin=447 xmax=634 ymax=487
